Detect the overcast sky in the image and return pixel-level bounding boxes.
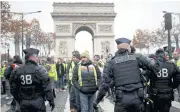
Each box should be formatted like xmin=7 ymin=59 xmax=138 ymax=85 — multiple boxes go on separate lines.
xmin=5 ymin=0 xmax=180 ymax=56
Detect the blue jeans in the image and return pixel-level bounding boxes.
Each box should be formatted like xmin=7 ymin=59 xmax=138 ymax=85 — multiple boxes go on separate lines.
xmin=57 ymin=76 xmax=64 ymax=89
xmin=79 ymin=92 xmax=96 ymax=112
xmin=56 ymin=78 xmax=60 ymax=89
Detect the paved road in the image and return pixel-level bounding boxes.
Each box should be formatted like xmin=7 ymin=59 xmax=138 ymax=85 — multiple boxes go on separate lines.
xmin=1 ymin=90 xmax=180 ymax=112
xmin=99 ymin=90 xmax=180 ymax=112
xmin=1 ymin=90 xmax=69 ymax=112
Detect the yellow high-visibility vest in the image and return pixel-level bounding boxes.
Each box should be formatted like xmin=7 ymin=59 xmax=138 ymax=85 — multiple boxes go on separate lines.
xmin=0 ymin=66 xmax=6 ymax=78
xmin=46 ymin=64 xmax=58 ymax=81
xmin=177 ymin=59 xmax=180 ymax=68
xmin=69 ymin=62 xmax=75 ymax=81
xmin=63 ymin=63 xmax=67 ymax=72
xmin=78 ymin=64 xmax=97 ymax=86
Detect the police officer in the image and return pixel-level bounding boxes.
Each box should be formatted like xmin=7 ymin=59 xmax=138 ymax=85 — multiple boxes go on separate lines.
xmin=150 ymin=49 xmax=180 ymax=112
xmin=93 ymin=38 xmax=159 ymax=112
xmin=68 ymin=50 xmax=81 ymax=112
xmin=10 ymin=48 xmax=55 ymax=112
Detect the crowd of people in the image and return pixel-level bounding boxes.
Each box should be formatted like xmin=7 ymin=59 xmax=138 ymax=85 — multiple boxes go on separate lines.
xmin=1 ymin=37 xmax=180 ymax=112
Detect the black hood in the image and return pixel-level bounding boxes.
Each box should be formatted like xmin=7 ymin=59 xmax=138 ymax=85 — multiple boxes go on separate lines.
xmin=81 ymin=60 xmax=93 ymax=66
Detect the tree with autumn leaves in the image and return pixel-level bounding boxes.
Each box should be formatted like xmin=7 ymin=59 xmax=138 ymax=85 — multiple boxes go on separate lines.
xmin=132 ymin=25 xmax=180 ymax=53
xmin=1 ymin=1 xmax=12 ymax=37
xmin=1 ymin=1 xmax=55 ymax=56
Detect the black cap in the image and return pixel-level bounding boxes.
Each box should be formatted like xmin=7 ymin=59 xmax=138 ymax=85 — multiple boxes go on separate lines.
xmin=23 ymin=48 xmax=39 ymax=57
xmin=115 ymin=38 xmax=131 ymax=45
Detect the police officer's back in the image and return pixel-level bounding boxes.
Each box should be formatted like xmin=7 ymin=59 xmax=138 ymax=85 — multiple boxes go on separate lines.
xmin=94 ymin=38 xmax=159 ymax=112
xmin=151 ymin=49 xmax=180 ymax=112
xmin=10 ymin=48 xmax=55 ymax=112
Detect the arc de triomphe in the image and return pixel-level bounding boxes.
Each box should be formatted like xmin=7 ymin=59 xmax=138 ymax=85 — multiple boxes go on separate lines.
xmin=51 ymin=2 xmax=116 ymax=59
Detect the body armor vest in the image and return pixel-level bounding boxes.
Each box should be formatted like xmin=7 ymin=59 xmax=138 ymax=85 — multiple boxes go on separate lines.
xmin=16 ymin=65 xmax=44 ymax=100
xmin=153 ymin=61 xmax=173 ymax=89
xmin=113 ymin=54 xmax=141 ymax=87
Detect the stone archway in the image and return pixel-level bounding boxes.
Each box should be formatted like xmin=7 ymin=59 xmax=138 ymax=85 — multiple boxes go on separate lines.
xmin=51 ymin=2 xmax=116 ymax=59
xmin=74 ymin=25 xmax=94 ymax=55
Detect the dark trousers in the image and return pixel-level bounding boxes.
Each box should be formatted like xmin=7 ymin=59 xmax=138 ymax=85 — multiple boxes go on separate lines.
xmin=1 ymin=81 xmax=6 ymax=93
xmin=20 ymin=98 xmax=46 ymax=112
xmin=68 ymin=81 xmax=72 ymax=93
xmin=70 ymin=85 xmax=81 ymax=112
xmin=151 ymin=95 xmax=171 ymax=112
xmin=114 ymin=89 xmax=144 ymax=112
xmin=11 ymin=98 xmax=16 ymax=106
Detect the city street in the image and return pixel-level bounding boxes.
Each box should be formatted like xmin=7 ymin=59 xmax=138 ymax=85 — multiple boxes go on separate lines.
xmin=99 ymin=90 xmax=180 ymax=112
xmin=1 ymin=90 xmax=180 ymax=112
xmin=1 ymin=91 xmax=69 ymax=112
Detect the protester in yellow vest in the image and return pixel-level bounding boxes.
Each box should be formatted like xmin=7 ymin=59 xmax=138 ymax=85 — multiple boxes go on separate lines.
xmin=63 ymin=61 xmax=68 ymax=88
xmin=1 ymin=62 xmax=7 ymax=94
xmin=72 ymin=50 xmax=101 ymax=112
xmin=1 ymin=64 xmax=6 ymax=78
xmin=172 ymin=51 xmax=180 ymax=102
xmin=63 ymin=62 xmax=67 ymax=73
xmin=56 ymin=58 xmax=66 ymax=92
xmin=172 ymin=52 xmax=179 ymax=64
xmin=173 ymin=52 xmax=180 ymax=102
xmin=93 ymin=55 xmax=104 ymax=73
xmin=67 ymin=51 xmax=81 ymax=90
xmin=45 ymin=57 xmax=58 ymax=84
xmin=68 ymin=50 xmax=81 ymax=112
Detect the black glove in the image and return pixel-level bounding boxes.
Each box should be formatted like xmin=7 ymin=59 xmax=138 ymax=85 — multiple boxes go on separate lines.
xmin=93 ymin=101 xmax=98 ymax=110
xmin=49 ymin=101 xmax=55 ymax=111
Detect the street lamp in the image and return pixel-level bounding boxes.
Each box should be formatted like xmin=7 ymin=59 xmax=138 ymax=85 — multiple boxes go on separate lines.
xmin=10 ymin=11 xmax=41 ymax=58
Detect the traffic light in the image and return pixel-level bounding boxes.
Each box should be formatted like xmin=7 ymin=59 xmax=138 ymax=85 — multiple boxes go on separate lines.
xmin=164 ymin=13 xmax=172 ymax=30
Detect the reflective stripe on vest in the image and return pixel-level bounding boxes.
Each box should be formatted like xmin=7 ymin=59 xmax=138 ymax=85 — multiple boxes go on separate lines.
xmin=78 ymin=64 xmax=97 ymax=86
xmin=63 ymin=63 xmax=67 ymax=72
xmin=0 ymin=67 xmax=6 ymax=77
xmin=177 ymin=59 xmax=180 ymax=68
xmin=69 ymin=62 xmax=75 ymax=81
xmin=46 ymin=64 xmax=57 ymax=80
